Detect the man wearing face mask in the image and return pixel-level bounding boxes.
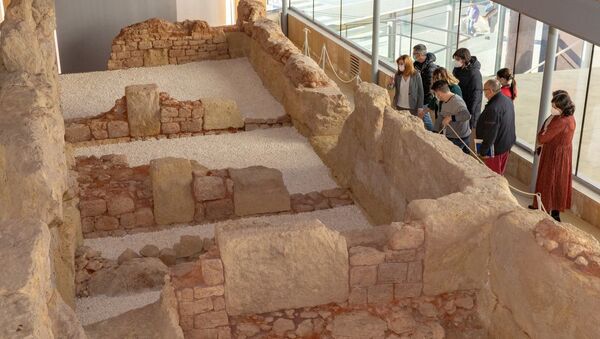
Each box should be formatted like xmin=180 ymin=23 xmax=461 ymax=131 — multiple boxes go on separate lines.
xmin=452 ymin=48 xmax=483 ymax=130
xmin=476 ymin=79 xmax=516 ymax=175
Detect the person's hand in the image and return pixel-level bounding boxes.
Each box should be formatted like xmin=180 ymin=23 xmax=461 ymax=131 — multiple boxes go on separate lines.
xmin=442 ymin=115 xmax=452 ymax=126
xmin=387 ymin=80 xmax=394 ymax=90
xmin=418 ymin=108 xmax=425 ymax=119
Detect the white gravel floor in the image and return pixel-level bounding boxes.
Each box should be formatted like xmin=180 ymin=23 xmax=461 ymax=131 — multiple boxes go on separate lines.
xmin=76 ymin=290 xmax=161 ymax=326
xmin=85 ymin=205 xmax=371 ymax=260
xmin=74 ymin=127 xmax=336 ymax=194
xmin=59 ymin=58 xmax=285 ymax=120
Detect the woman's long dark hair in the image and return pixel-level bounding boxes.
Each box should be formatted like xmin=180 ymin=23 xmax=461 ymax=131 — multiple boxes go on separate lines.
xmin=551 ymin=92 xmax=575 ymax=116
xmin=496 ymin=68 xmax=517 ymax=99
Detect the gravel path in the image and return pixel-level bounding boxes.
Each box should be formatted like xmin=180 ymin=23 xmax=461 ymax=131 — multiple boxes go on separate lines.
xmin=59 ymin=58 xmax=285 ymax=120
xmin=76 ymin=290 xmax=161 ymax=326
xmin=85 ymin=205 xmax=371 ymax=260
xmin=74 ymin=127 xmax=336 ymax=194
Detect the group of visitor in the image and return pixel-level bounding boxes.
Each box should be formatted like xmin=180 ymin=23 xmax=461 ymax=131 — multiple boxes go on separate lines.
xmin=388 ymin=44 xmax=576 ymax=222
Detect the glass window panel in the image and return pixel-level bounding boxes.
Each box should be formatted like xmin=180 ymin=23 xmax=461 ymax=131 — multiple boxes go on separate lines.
xmin=314 ymin=0 xmax=342 ymax=35
xmin=341 ymin=0 xmax=374 ymax=52
xmin=577 ymin=45 xmax=600 ymax=187
xmin=290 ymin=0 xmax=315 ymax=20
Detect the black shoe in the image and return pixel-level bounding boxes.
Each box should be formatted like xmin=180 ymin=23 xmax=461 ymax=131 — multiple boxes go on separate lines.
xmin=528 ymin=205 xmax=537 ymax=210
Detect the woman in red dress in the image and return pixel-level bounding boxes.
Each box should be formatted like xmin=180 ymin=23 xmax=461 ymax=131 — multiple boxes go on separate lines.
xmin=532 ymin=91 xmax=576 ymax=221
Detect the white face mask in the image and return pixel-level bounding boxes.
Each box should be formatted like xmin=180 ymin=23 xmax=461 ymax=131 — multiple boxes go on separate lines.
xmin=454 ymin=60 xmax=463 ymax=68
xmin=398 ymin=64 xmax=405 ymax=72
xmin=551 ymin=107 xmax=562 ymax=116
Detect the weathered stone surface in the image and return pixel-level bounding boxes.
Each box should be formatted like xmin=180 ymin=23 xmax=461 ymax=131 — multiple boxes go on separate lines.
xmin=284 ymin=53 xmax=330 ymax=88
xmin=118 ymin=248 xmax=141 ymax=264
xmin=65 ymin=124 xmax=92 ymax=143
xmin=349 ymin=265 xmax=377 ymax=287
xmin=489 ymin=210 xmax=600 ymax=338
xmin=87 ymin=257 xmax=169 ymax=296
xmin=94 ymin=215 xmax=119 ymax=231
xmin=106 ymin=195 xmax=135 ymax=216
xmin=193 ymin=176 xmax=226 ymax=201
xmin=107 ymin=121 xmax=129 ymax=138
xmin=140 ymin=244 xmax=160 ymax=258
xmin=174 ymin=235 xmax=204 ymax=258
xmin=216 ymin=219 xmax=348 ymax=315
xmin=202 ymin=98 xmax=244 ymax=130
xmin=205 ymin=199 xmax=234 ymax=220
xmin=229 ymin=166 xmax=291 ymax=216
xmin=150 ymin=157 xmax=195 ymax=225
xmin=386 ymin=310 xmax=417 ymax=335
xmin=272 ymin=318 xmax=295 ymax=335
xmin=159 ymin=248 xmax=177 ymax=266
xmin=143 ymin=48 xmax=169 ymax=67
xmin=125 ymin=84 xmax=161 ymax=137
xmin=367 ymin=284 xmax=393 ymax=304
xmin=135 ymin=207 xmax=155 ymax=227
xmin=47 ymin=291 xmax=87 ymax=339
xmin=201 ymin=259 xmax=224 ymax=286
xmin=349 ymin=246 xmax=385 ymax=266
xmin=80 ymin=199 xmax=107 ymax=217
xmin=388 ymin=223 xmax=424 ymax=250
xmin=193 ymin=310 xmax=229 ymax=329
xmin=0 ymin=219 xmax=53 ymax=339
xmin=85 ymin=277 xmax=183 ymax=339
xmin=330 ymin=311 xmax=387 ymax=339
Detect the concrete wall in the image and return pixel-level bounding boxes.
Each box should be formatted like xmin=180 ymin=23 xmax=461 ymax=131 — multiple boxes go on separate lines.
xmin=55 ymin=0 xmax=177 ymax=73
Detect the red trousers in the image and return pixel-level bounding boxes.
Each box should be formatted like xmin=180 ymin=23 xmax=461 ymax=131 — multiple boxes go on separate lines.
xmin=484 ymin=151 xmax=510 ymax=175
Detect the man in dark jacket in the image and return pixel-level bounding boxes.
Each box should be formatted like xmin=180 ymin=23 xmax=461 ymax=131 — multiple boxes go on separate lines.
xmin=412 ymin=44 xmax=438 ymax=106
xmin=452 ymin=48 xmax=483 ymax=129
xmin=476 ymin=79 xmax=516 ymax=175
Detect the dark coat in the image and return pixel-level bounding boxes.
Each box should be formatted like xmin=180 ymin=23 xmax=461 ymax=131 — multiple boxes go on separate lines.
xmin=475 ymin=92 xmax=516 ymax=156
xmin=453 ymin=56 xmax=483 ymax=128
xmin=414 ymin=52 xmax=438 ymax=106
xmin=534 ymin=115 xmax=576 ymax=211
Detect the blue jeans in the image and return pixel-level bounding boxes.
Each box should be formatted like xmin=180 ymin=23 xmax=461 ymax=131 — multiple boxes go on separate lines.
xmin=448 ymin=136 xmax=471 ymax=154
xmin=423 ymin=112 xmax=433 ymax=131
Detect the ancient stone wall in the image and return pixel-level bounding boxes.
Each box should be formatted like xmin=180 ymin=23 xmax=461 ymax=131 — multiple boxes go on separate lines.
xmin=327 ymin=81 xmax=600 ymax=337
xmin=0 ymin=0 xmax=86 ymax=337
xmin=75 ymin=155 xmax=353 ymax=238
xmin=227 ymin=0 xmax=352 ymax=137
xmin=107 ymin=18 xmax=230 ymax=70
xmin=65 ymin=88 xmax=290 ymax=145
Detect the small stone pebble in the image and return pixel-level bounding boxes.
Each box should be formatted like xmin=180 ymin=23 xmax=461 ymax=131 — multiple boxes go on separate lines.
xmin=575 ymin=256 xmax=589 ymax=266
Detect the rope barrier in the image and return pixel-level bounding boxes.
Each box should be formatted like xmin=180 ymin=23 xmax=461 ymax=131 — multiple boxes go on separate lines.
xmin=441 ymin=124 xmax=548 ymax=214
xmin=302 ymin=28 xmax=361 ymax=85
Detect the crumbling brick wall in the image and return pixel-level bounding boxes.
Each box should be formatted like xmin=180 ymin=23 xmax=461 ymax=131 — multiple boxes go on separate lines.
xmin=107 ymin=18 xmax=230 ymax=70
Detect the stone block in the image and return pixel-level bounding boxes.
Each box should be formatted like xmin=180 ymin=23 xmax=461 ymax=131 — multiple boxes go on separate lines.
xmin=349 ymin=265 xmax=377 ymax=287
xmin=388 ymin=223 xmax=425 ymax=250
xmin=407 ymin=261 xmax=423 ymax=283
xmin=107 ymin=121 xmax=130 ymax=138
xmin=80 ymin=199 xmax=107 ymax=217
xmin=140 ymin=244 xmax=160 ymax=257
xmin=349 ymin=246 xmax=385 ymax=266
xmin=367 ymin=284 xmax=393 ymax=304
xmin=330 ymin=311 xmax=387 ymax=339
xmin=194 ymin=285 xmax=224 ymax=299
xmin=159 ymin=248 xmax=177 ymax=266
xmin=65 ymin=123 xmax=91 ymax=143
xmin=161 ymin=122 xmax=180 ymax=134
xmin=229 ymin=166 xmax=291 ymax=216
xmin=394 ymin=283 xmax=422 ymax=299
xmin=194 ymin=176 xmax=226 ymax=201
xmin=161 ymin=107 xmax=179 ymax=118
xmin=216 ymin=219 xmax=348 ymax=315
xmin=106 ymin=195 xmax=135 ymax=216
xmin=193 ymin=311 xmax=229 ymax=329
xmin=181 ymin=120 xmax=203 ymax=133
xmin=205 ymin=199 xmax=234 ymax=221
xmin=135 ymin=207 xmax=155 ymax=227
xmin=94 ymin=216 xmax=119 ymax=231
xmin=143 ymin=48 xmax=169 ymax=67
xmin=126 ymin=84 xmax=161 ymax=137
xmin=174 ymin=235 xmax=204 ymax=258
xmin=378 ymin=262 xmax=408 ymax=283
xmin=201 ymin=259 xmax=224 ymax=286
xmin=180 ymin=298 xmax=213 ymax=316
xmin=348 ymin=287 xmax=367 ymax=305
xmin=150 ymin=157 xmax=195 ymax=225
xmin=202 ymin=98 xmax=244 ymax=130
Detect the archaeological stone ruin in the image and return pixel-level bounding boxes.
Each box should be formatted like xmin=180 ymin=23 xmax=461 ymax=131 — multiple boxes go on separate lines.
xmin=1 ymin=0 xmax=600 ymax=338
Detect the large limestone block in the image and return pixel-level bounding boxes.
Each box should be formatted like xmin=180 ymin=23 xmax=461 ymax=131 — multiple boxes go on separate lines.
xmin=216 ymin=219 xmax=349 ymax=315
xmin=126 ymin=84 xmax=161 ymax=137
xmin=330 ymin=311 xmax=387 ymax=339
xmin=489 ymin=210 xmax=600 ymax=338
xmin=150 ymin=157 xmax=195 ymax=225
xmin=229 ymin=166 xmax=291 ymax=216
xmin=202 ymin=98 xmax=244 ymax=130
xmin=0 ymin=219 xmax=53 ymax=339
xmin=143 ymin=49 xmax=169 ymax=67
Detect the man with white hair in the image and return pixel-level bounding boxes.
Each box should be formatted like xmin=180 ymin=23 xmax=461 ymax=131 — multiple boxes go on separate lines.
xmin=476 ymin=79 xmax=516 ymax=175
